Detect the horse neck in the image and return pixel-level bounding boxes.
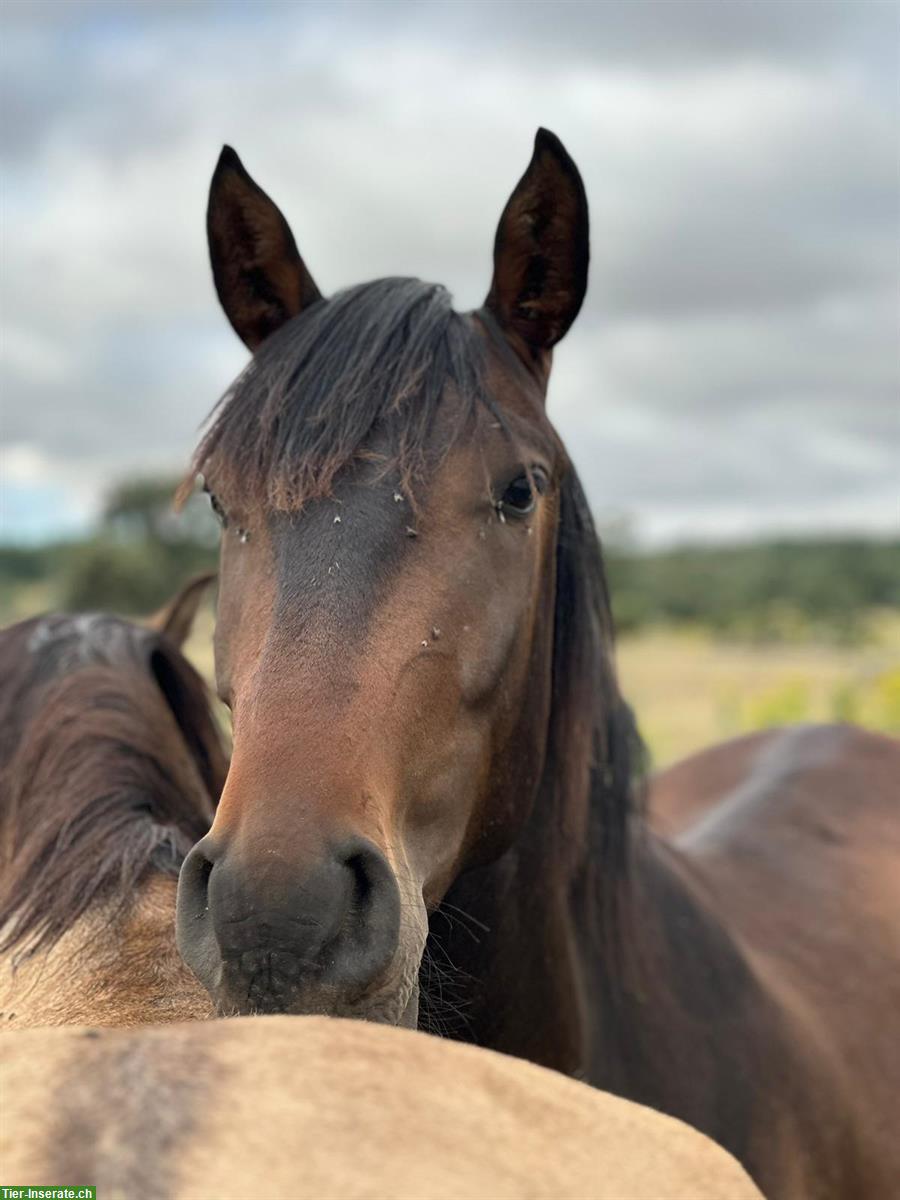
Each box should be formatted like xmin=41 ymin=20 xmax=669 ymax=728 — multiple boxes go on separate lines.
xmin=428 ymin=772 xmax=844 ymax=1182
xmin=0 ymin=874 xmax=213 ymax=1030
xmin=586 ymin=833 xmax=784 ymax=1102
xmin=422 ymin=759 xmax=614 ymax=1073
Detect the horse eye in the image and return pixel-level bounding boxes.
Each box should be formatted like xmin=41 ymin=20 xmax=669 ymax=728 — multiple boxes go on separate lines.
xmin=500 ymin=468 xmax=547 ymax=517
xmin=502 ymin=476 xmax=534 ymax=514
xmin=206 ymin=490 xmax=228 ymax=528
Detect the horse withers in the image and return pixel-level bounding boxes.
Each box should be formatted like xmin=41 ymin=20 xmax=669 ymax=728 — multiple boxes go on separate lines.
xmin=176 ymin=130 xmax=900 ymax=1198
xmin=0 ymin=577 xmax=228 ymax=1028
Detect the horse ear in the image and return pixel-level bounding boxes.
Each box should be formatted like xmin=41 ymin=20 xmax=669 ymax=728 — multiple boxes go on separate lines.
xmin=207 ymin=146 xmax=322 ymax=351
xmin=148 ymin=573 xmax=216 ymax=649
xmin=485 ymin=128 xmax=589 ymax=366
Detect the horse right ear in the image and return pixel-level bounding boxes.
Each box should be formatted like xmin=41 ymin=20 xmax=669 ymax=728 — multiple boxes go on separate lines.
xmin=207 ymin=146 xmax=322 ymax=351
xmin=485 ymin=128 xmax=589 ymax=371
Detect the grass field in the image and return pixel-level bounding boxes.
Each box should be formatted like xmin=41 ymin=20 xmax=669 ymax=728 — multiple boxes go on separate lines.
xmin=616 ymin=619 xmax=900 ymax=767
xmin=181 ymin=608 xmax=900 ymax=770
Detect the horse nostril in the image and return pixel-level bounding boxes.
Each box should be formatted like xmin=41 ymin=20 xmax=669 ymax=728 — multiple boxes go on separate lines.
xmin=331 ymin=838 xmax=401 ymax=983
xmin=347 ymin=852 xmax=374 ymax=911
xmin=336 ymin=849 xmax=381 ymax=952
xmin=177 ymin=838 xmax=216 ymax=919
xmin=175 ymin=837 xmax=222 ymax=988
xmin=198 ymin=855 xmax=213 ymax=892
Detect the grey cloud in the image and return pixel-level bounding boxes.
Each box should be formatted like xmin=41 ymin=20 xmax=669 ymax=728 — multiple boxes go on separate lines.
xmin=3 ymin=0 xmax=894 ymax=159
xmin=582 ymin=298 xmax=898 ymax=419
xmin=1 ymin=0 xmax=896 ymax=544
xmin=5 ymin=0 xmax=888 ymax=67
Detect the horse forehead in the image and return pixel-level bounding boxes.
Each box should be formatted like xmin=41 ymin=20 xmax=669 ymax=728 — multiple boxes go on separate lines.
xmin=268 ymin=478 xmax=425 ymax=631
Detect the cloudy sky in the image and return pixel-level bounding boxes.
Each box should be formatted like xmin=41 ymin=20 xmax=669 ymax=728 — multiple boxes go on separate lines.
xmin=1 ymin=0 xmax=897 ymax=545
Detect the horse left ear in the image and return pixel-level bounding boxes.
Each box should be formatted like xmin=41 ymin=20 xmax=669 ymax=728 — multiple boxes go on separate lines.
xmin=148 ymin=573 xmax=216 ymax=649
xmin=485 ymin=128 xmax=589 ymax=367
xmin=207 ymin=146 xmax=322 ymax=351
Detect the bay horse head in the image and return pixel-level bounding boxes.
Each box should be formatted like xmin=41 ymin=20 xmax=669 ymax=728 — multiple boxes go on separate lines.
xmin=177 ymin=130 xmax=622 ymax=1025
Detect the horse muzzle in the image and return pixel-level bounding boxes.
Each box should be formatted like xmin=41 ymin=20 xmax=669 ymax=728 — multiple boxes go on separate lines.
xmin=176 ymin=832 xmax=406 ymax=1018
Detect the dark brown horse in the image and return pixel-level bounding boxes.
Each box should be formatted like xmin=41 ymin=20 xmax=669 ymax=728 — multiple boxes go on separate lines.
xmin=176 ymin=131 xmax=900 ymax=1198
xmin=0 ymin=578 xmax=228 ymax=1027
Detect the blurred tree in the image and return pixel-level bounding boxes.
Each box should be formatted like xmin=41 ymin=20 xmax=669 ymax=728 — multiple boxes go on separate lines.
xmin=62 ymin=539 xmax=168 ymax=613
xmin=103 ymin=476 xmax=219 ymax=549
xmin=605 ymin=539 xmax=900 ymax=645
xmin=58 ymin=476 xmax=218 ymax=614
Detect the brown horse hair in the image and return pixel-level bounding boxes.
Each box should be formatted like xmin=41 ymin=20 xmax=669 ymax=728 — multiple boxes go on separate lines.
xmin=0 ymin=618 xmax=227 ymax=962
xmin=180 ymin=278 xmax=518 ymax=513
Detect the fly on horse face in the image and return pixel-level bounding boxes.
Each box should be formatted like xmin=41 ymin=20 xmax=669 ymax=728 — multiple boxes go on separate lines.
xmin=0 ymin=578 xmax=227 ymax=1028
xmin=178 ymin=130 xmax=900 ymax=1198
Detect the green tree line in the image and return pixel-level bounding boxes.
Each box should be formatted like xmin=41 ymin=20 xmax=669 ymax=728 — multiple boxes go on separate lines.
xmin=605 ymin=538 xmax=899 ymax=642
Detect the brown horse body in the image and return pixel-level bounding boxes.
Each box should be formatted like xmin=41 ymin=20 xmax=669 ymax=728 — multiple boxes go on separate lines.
xmin=437 ymin=723 xmax=900 ymax=1198
xmin=175 ymin=131 xmax=900 ymax=1198
xmin=2 ymin=1015 xmax=763 ymax=1200
xmin=648 ymin=724 xmax=900 ymax=1191
xmin=0 ymin=585 xmax=227 ymax=1028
